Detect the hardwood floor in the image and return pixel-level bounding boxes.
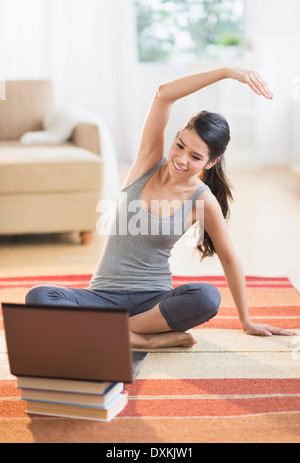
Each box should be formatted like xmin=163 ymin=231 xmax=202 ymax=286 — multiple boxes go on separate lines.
xmin=1 ymin=166 xmax=299 ymax=291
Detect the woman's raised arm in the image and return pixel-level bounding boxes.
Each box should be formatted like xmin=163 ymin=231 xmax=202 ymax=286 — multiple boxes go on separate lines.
xmin=137 ymin=67 xmax=273 ymax=166
xmin=137 ymin=68 xmax=229 ymax=166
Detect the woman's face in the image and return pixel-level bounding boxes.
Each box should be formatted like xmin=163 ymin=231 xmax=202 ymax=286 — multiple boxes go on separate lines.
xmin=168 ymin=129 xmax=217 ymax=179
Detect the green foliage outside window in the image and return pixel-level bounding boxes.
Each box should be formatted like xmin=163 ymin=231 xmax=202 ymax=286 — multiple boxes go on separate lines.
xmin=135 ymin=0 xmax=244 ymax=63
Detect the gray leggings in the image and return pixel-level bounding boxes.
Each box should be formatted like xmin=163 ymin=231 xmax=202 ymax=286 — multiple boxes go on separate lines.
xmin=25 ymin=283 xmax=221 ymax=332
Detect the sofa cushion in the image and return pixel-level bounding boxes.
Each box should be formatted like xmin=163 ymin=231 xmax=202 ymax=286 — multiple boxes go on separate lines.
xmin=0 ymin=192 xmax=101 ymax=234
xmin=0 ymin=144 xmax=103 ymax=193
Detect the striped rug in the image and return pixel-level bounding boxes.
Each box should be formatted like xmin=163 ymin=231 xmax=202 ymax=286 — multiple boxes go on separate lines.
xmin=0 ymin=275 xmax=299 ymax=443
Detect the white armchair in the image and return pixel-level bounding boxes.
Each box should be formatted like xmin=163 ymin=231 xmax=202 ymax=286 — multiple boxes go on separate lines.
xmin=0 ymin=80 xmax=119 ymax=244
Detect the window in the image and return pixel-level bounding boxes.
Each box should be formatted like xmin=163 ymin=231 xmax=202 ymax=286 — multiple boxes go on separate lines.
xmin=135 ymin=0 xmax=245 ymax=64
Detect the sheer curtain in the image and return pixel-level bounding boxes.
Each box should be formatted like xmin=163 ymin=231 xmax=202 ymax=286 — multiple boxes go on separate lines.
xmin=0 ymin=0 xmax=140 ymax=162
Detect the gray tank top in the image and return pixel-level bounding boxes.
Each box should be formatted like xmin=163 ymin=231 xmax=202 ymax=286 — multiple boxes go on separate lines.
xmin=89 ymin=157 xmax=209 ymax=292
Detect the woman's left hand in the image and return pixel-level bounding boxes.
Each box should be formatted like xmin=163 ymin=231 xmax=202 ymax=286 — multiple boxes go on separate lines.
xmin=226 ymin=67 xmax=274 ymax=100
xmin=243 ymin=321 xmax=297 ymax=337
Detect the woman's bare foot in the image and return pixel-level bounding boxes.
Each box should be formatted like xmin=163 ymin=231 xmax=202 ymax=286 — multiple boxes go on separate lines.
xmin=130 ymin=330 xmax=197 ymax=349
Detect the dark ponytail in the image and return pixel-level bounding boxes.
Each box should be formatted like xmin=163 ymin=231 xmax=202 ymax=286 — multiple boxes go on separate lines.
xmin=179 ymin=111 xmax=233 ymax=260
xmin=198 ymin=156 xmax=233 ymax=260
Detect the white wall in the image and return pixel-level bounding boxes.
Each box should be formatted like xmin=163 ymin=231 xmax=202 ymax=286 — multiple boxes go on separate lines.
xmin=250 ymin=0 xmax=300 ymax=166
xmin=0 ymin=0 xmax=140 ymax=164
xmin=0 ymin=0 xmax=299 ymax=168
xmin=132 ymin=0 xmax=300 ymax=170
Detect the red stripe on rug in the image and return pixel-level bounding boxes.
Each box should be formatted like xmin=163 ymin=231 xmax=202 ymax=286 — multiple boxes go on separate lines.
xmin=0 ymin=275 xmax=294 ymax=290
xmin=125 ymin=379 xmax=300 ymax=396
xmin=0 ymin=283 xmax=90 ymax=289
xmin=119 ymin=396 xmax=300 ymax=418
xmin=0 ymin=283 xmax=294 ymax=289
xmin=172 ymin=283 xmax=293 ymax=289
xmin=0 ymin=275 xmax=92 ymax=282
xmin=171 ymin=276 xmax=291 ymax=282
xmin=0 ymin=275 xmax=290 ymax=282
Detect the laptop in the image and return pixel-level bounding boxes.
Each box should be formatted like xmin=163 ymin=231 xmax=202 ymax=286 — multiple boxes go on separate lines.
xmin=2 ymin=302 xmax=149 ymax=383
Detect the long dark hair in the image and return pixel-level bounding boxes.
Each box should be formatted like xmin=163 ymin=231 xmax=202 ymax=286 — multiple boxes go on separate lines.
xmin=179 ymin=110 xmax=233 ymax=260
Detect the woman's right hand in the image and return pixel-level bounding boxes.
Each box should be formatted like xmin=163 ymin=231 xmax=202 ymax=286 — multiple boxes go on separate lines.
xmin=226 ymin=67 xmax=273 ymax=100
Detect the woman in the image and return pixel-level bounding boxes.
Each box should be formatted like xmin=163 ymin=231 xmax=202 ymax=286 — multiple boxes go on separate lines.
xmin=26 ymin=67 xmax=295 ymax=348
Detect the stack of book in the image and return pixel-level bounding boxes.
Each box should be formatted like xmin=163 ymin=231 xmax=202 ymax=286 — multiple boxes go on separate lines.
xmin=16 ymin=376 xmax=128 ymax=422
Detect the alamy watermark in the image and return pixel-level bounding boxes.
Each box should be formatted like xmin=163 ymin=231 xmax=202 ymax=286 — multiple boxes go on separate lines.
xmin=96 ymin=193 xmax=204 ymax=246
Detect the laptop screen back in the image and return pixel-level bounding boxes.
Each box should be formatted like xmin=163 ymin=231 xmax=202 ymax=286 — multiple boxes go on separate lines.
xmin=2 ymin=303 xmax=134 ymax=383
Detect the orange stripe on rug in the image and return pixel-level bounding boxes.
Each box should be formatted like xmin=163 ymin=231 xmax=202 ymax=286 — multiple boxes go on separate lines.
xmin=195 ymin=318 xmax=300 ymax=330
xmin=0 ymin=400 xmax=28 ymax=419
xmin=1 ymin=317 xmax=298 ymax=332
xmin=0 ymin=381 xmax=20 ymax=397
xmin=220 ymin=306 xmax=300 ymax=317
xmin=2 ymin=396 xmax=299 ymax=419
xmin=218 ymin=287 xmax=300 ymax=307
xmin=1 ymin=415 xmax=299 ymax=443
xmin=2 ymin=379 xmax=300 ymax=398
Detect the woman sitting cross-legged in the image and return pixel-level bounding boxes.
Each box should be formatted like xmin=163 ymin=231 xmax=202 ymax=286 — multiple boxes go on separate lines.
xmin=26 ymin=67 xmax=296 ymax=348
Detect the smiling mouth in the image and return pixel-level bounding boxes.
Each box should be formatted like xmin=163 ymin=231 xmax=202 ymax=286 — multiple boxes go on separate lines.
xmin=173 ymin=161 xmax=187 ymax=172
